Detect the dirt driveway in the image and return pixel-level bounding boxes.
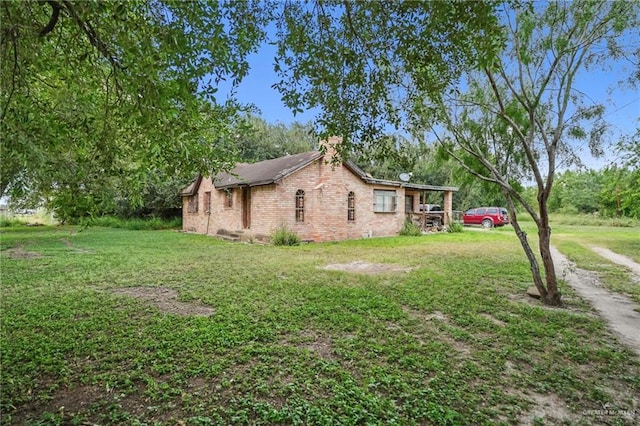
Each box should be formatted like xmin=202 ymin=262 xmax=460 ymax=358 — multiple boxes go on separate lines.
xmin=590 ymin=246 xmax=640 ymax=278
xmin=551 ymin=245 xmax=640 ymax=358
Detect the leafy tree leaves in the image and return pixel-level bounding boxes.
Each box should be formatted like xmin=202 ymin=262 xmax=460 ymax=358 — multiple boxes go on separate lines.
xmin=1 ymin=0 xmax=270 ymax=202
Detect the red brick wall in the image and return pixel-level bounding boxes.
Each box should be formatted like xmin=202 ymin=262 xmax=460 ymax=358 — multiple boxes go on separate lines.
xmin=182 ymin=155 xmax=408 ymax=242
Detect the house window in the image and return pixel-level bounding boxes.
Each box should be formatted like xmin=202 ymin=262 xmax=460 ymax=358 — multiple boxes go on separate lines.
xmin=295 ymin=189 xmax=305 ymax=222
xmin=224 ymin=189 xmax=233 ymax=208
xmin=373 ymin=189 xmax=396 ymax=212
xmin=204 ymin=192 xmax=211 ymax=213
xmin=347 ymin=191 xmax=355 ymax=221
xmin=187 ymin=195 xmax=198 ymax=213
xmin=405 ymin=195 xmax=414 ymax=213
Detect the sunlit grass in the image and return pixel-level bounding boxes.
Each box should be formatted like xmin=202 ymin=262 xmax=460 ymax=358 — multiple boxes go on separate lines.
xmin=1 ymin=225 xmax=638 ymax=424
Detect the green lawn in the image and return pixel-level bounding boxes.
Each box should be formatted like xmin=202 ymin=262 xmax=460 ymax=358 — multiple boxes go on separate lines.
xmin=1 ymin=225 xmax=639 ymax=425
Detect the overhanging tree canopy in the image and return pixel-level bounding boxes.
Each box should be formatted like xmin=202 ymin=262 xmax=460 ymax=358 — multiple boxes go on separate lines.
xmin=1 ymin=0 xmax=270 ymax=203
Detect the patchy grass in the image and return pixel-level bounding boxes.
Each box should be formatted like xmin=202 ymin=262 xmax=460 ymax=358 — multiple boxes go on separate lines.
xmin=550 ymin=226 xmax=640 ymax=304
xmin=1 ymin=225 xmax=639 ymax=425
xmin=493 ymin=215 xmax=639 ymax=303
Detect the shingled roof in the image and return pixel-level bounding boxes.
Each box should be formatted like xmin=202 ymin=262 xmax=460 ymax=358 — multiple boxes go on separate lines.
xmin=181 ymin=149 xmax=458 ymax=195
xmin=213 ymin=151 xmax=324 ymax=189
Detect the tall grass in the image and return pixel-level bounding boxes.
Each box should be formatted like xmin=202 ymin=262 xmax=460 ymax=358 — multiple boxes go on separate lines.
xmin=549 ymin=213 xmax=638 ymax=227
xmin=87 ymin=216 xmax=181 ymax=230
xmin=270 ymin=224 xmax=301 ymax=245
xmin=399 ymin=219 xmax=422 ymax=236
xmin=512 ymin=211 xmax=638 ymax=227
xmin=0 ymin=217 xmax=29 ymax=227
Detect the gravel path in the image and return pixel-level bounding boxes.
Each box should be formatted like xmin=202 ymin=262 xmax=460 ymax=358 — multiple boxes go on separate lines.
xmin=591 ymin=246 xmax=640 ymax=277
xmin=551 ymin=245 xmax=640 ymax=358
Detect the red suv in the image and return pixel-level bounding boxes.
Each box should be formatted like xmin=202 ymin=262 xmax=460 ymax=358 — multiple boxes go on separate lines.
xmin=463 ymin=207 xmax=510 ymax=228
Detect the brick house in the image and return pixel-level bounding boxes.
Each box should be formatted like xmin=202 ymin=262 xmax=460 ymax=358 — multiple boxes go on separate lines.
xmin=181 ymin=137 xmax=457 ymax=242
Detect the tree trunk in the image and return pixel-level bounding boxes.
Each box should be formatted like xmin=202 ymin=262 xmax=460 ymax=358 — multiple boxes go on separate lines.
xmin=538 ymin=209 xmax=562 ymax=306
xmin=510 ymin=216 xmax=547 ymax=299
xmin=502 ymin=194 xmax=548 ymax=298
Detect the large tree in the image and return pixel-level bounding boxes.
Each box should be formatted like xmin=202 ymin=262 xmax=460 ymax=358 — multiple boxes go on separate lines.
xmin=273 ymin=0 xmax=639 ymax=305
xmin=1 ymin=0 xmax=269 ymax=202
xmin=273 ymin=0 xmax=503 ymax=146
xmin=425 ymin=1 xmax=638 ymax=305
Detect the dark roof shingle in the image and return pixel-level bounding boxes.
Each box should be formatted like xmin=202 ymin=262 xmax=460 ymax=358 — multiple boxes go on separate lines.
xmin=213 ymin=151 xmax=323 ymax=189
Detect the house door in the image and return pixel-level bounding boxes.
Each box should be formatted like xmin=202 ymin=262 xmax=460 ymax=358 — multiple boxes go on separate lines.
xmin=242 ymin=187 xmax=251 ymax=229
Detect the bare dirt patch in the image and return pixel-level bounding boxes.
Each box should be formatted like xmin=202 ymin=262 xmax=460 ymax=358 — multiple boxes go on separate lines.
xmin=61 ymin=237 xmax=94 ymax=254
xmin=111 ymin=286 xmax=215 ymax=317
xmin=3 ymin=245 xmax=42 ymax=259
xmin=479 ymin=312 xmax=506 ymax=327
xmin=551 ymin=245 xmax=640 ymax=358
xmin=283 ymin=330 xmax=337 ymax=361
xmin=298 ymin=331 xmax=335 ymax=360
xmin=401 ymin=307 xmax=473 ymax=355
xmin=10 ymin=384 xmax=104 ymax=424
xmin=506 ymin=292 xmax=596 ymax=316
xmin=322 ymin=260 xmax=414 ymax=275
xmin=517 ymin=391 xmax=576 ymax=424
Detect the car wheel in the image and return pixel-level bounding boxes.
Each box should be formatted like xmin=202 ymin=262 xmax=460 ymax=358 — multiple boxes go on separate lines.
xmin=482 ymin=218 xmax=493 ymax=228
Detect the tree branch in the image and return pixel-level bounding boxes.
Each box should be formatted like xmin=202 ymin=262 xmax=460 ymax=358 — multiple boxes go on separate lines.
xmin=39 ymin=0 xmax=61 ymax=37
xmin=484 ymin=66 xmax=545 ymax=190
xmin=1 ymin=3 xmax=19 ymax=123
xmin=59 ymin=0 xmax=121 ymax=70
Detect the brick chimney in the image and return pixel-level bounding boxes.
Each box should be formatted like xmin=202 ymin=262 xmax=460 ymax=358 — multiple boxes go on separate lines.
xmin=319 ymin=136 xmax=343 ymax=164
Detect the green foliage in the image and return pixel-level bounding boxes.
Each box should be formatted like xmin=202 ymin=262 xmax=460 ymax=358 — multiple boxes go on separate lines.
xmin=538 ymin=166 xmax=639 ymax=219
xmin=0 ymin=217 xmax=28 ymax=227
xmin=399 ymin=219 xmax=422 ymax=236
xmin=549 ymin=213 xmax=638 ymax=228
xmin=270 ymin=224 xmax=301 ymax=246
xmin=598 ymin=166 xmax=640 ymax=219
xmin=549 ymin=170 xmax=603 ymax=214
xmin=233 ymin=115 xmax=316 ymax=162
xmin=448 ymin=222 xmax=464 ymax=233
xmin=112 ymin=171 xmax=190 ymax=220
xmin=87 ymin=216 xmax=181 ymax=230
xmin=273 ymin=1 xmax=503 ymax=146
xmin=1 ymin=0 xmax=269 ymax=202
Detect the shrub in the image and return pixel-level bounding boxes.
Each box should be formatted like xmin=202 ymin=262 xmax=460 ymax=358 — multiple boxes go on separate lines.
xmin=448 ymin=222 xmax=464 ymax=233
xmin=271 ymin=225 xmax=301 ymax=246
xmin=399 ymin=219 xmax=422 ymax=236
xmin=0 ymin=217 xmax=28 ymax=227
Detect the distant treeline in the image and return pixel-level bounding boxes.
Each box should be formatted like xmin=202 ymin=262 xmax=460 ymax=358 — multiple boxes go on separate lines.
xmin=522 ymin=167 xmax=639 ymax=218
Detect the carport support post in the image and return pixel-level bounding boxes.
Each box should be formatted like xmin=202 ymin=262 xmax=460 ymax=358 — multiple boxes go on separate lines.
xmin=422 ymin=190 xmax=426 ymax=229
xmin=443 ymin=190 xmax=453 ymax=226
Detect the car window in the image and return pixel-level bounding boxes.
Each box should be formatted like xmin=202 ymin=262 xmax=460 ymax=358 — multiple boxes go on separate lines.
xmin=501 ymin=208 xmax=508 ymax=215
xmin=465 ymin=209 xmax=475 ymax=215
xmin=487 ymin=208 xmax=498 ymax=214
xmin=476 ymin=208 xmax=486 ymax=215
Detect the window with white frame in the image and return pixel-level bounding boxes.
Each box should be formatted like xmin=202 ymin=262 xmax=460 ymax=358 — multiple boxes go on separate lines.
xmin=373 ymin=189 xmax=396 ymax=212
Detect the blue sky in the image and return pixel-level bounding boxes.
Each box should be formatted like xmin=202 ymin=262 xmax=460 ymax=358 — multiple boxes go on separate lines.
xmin=219 ymin=39 xmax=639 ymax=170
